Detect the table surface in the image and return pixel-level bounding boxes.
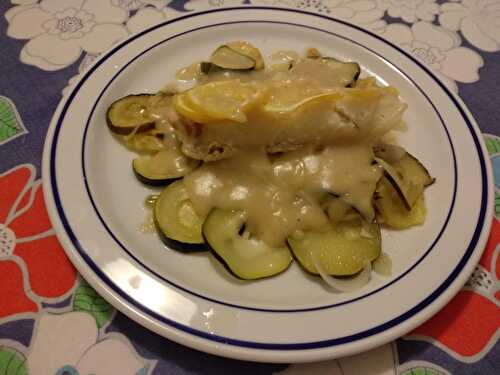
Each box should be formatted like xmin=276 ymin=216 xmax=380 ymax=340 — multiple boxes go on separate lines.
xmin=0 ymin=1 xmax=499 ymax=374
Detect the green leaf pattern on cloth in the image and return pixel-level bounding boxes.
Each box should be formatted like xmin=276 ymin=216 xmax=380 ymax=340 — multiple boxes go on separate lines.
xmin=398 ymin=360 xmax=452 ymax=375
xmin=0 ymin=96 xmax=27 ymax=145
xmin=399 ymin=368 xmax=446 ymax=375
xmin=484 ymin=134 xmax=500 ymax=217
xmin=494 ymin=189 xmax=499 ymax=218
xmin=0 ymin=347 xmax=27 ymax=375
xmin=401 ymin=367 xmax=442 ymax=375
xmin=73 ymin=281 xmax=114 ymax=328
xmin=485 ymin=136 xmax=500 ymax=154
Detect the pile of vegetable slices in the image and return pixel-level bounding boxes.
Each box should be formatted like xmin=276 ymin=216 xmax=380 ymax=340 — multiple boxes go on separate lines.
xmin=106 ymin=42 xmax=434 ymax=291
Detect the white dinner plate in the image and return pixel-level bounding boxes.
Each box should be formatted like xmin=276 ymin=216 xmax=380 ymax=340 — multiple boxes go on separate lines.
xmin=42 ymin=6 xmax=494 ymax=363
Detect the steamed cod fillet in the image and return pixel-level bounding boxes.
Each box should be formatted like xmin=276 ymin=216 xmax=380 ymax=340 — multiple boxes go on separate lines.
xmin=171 ymin=85 xmax=407 ymax=161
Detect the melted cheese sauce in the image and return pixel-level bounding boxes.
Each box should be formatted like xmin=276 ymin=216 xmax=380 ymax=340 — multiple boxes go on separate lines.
xmin=184 ymin=143 xmax=382 ymax=247
xmin=147 ymin=134 xmax=195 ymax=175
xmin=139 ymin=50 xmax=404 ymax=247
xmin=195 ymin=58 xmax=347 ymax=98
xmin=167 ymin=56 xmax=406 ymax=161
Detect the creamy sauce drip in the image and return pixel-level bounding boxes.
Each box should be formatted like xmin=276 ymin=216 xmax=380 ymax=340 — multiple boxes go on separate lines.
xmin=184 ymin=143 xmax=382 ymax=247
xmin=147 ymin=134 xmax=194 ymax=175
xmin=141 ymin=96 xmax=198 ymax=175
xmin=142 ymin=50 xmax=402 ymax=247
xmin=139 ymin=195 xmax=156 ymax=234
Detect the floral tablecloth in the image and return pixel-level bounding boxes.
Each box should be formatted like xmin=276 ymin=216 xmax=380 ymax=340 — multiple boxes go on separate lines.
xmin=0 ymin=1 xmax=499 ymax=374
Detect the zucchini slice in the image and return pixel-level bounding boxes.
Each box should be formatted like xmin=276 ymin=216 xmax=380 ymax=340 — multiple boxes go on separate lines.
xmin=202 ymin=209 xmax=292 ymax=280
xmin=200 ymin=61 xmax=214 ymax=74
xmin=106 ymin=94 xmax=158 ymax=135
xmin=375 ymin=177 xmax=427 ymax=229
xmin=374 ymin=147 xmax=434 ymax=209
xmin=397 ymin=153 xmax=435 ymax=187
xmin=288 ymin=216 xmax=381 ymax=276
xmin=373 ymin=144 xmax=406 ymax=163
xmin=203 ymin=42 xmax=265 ymax=73
xmin=320 ymin=57 xmax=360 ymax=87
xmin=126 ymin=133 xmax=164 ymax=153
xmin=154 ymin=180 xmax=207 ymax=252
xmin=210 ymin=46 xmax=256 ymax=70
xmin=133 ymin=149 xmax=200 ymax=186
xmin=374 ymin=156 xmax=417 ymax=210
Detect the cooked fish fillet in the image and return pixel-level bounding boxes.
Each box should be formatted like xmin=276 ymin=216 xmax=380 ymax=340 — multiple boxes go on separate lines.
xmin=170 ymin=86 xmax=407 ymax=161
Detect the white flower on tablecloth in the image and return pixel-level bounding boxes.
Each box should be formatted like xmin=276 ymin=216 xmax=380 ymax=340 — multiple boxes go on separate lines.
xmin=62 ymin=4 xmax=182 ymax=97
xmin=11 ymin=0 xmax=38 ymax=5
xmin=126 ymin=5 xmax=182 ymax=34
xmin=26 ymin=312 xmax=154 ymax=375
xmin=249 ymin=0 xmax=299 ymax=6
xmin=325 ymin=0 xmax=386 ymax=32
xmin=439 ymin=0 xmax=500 ymax=52
xmin=376 ymin=0 xmax=439 ymax=23
xmin=5 ymin=0 xmax=129 ymax=71
xmin=381 ymin=22 xmax=483 ymax=93
xmin=111 ymin=0 xmax=169 ymax=11
xmin=277 ymin=343 xmax=397 ymax=374
xmin=251 ymin=0 xmax=386 ymax=32
xmin=185 ymin=0 xmax=247 ymax=11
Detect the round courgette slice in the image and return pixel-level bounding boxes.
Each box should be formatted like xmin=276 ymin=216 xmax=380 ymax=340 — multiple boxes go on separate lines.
xmin=106 ymin=94 xmax=157 ymax=135
xmin=319 ymin=58 xmax=361 ymax=87
xmin=132 ymin=149 xmax=200 ymax=186
xmin=288 ymin=217 xmax=381 ymax=276
xmin=211 ymin=46 xmax=256 ymax=70
xmin=374 ymin=148 xmax=434 ymax=210
xmin=203 ymin=42 xmax=265 ymax=73
xmin=202 ymin=209 xmax=292 ymax=280
xmin=154 ymin=180 xmax=207 ymax=252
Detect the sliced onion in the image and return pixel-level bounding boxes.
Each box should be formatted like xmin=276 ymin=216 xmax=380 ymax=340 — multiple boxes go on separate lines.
xmin=311 ymin=251 xmax=371 ymax=292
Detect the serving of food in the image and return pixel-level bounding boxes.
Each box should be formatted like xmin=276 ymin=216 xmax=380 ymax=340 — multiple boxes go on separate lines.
xmin=43 ymin=9 xmax=492 ymax=361
xmin=106 ymin=41 xmax=434 ymax=290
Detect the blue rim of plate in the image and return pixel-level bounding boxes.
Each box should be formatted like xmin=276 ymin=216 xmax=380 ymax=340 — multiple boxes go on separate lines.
xmin=48 ymin=7 xmax=489 ymax=350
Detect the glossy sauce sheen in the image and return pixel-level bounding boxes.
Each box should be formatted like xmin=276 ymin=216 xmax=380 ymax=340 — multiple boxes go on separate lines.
xmin=159 ymin=53 xmax=399 ymax=247
xmin=169 ymin=56 xmax=406 ymax=164
xmin=184 ymin=144 xmax=382 ymax=247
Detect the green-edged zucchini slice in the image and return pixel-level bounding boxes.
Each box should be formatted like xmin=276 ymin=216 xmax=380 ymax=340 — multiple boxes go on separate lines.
xmin=373 ymin=144 xmax=406 ymax=163
xmin=106 ymin=94 xmax=158 ymax=135
xmin=397 ymin=152 xmax=434 ymax=187
xmin=210 ymin=46 xmax=256 ymax=70
xmin=154 ymin=180 xmax=207 ymax=252
xmin=203 ymin=41 xmax=265 ymax=72
xmin=374 ymin=147 xmax=434 ymax=209
xmin=288 ymin=216 xmax=381 ymax=276
xmin=374 ymin=145 xmax=434 ymax=187
xmin=319 ymin=57 xmax=361 ymax=87
xmin=374 ymin=156 xmax=417 ymax=210
xmin=133 ymin=149 xmax=200 ymax=186
xmin=125 ymin=133 xmax=164 ymax=153
xmin=202 ymin=209 xmax=292 ymax=280
xmin=375 ymin=177 xmax=427 ymax=229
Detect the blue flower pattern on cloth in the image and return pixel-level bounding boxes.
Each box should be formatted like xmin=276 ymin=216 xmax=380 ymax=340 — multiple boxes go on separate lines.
xmin=0 ymin=1 xmax=499 ymax=374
